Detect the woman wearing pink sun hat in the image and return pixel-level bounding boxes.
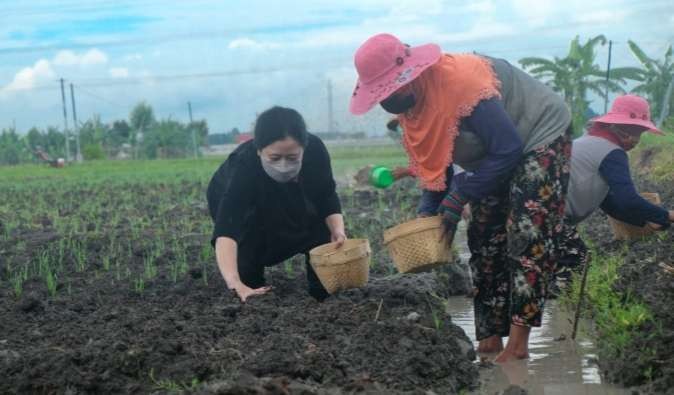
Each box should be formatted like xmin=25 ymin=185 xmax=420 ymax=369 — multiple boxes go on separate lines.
xmin=557 ymin=95 xmax=674 ymax=287
xmin=351 ymin=33 xmax=573 ymax=363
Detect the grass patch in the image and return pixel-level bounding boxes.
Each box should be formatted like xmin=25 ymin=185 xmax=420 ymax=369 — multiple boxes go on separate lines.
xmin=562 ymin=245 xmax=656 ymax=363
xmin=0 ymin=143 xmax=407 ymax=186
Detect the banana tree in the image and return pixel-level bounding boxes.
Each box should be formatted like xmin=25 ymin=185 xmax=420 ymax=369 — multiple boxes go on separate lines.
xmin=520 ymin=35 xmax=642 ymax=134
xmin=628 ymin=40 xmax=674 ymax=128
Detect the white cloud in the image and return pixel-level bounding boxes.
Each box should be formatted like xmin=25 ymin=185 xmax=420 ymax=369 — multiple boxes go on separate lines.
xmin=228 ymin=37 xmax=280 ymax=50
xmin=109 ymin=67 xmax=129 ymax=78
xmin=1 ymin=47 xmax=110 ymax=98
xmin=53 ymin=48 xmax=108 ymax=66
xmin=0 ymin=59 xmax=55 ymax=95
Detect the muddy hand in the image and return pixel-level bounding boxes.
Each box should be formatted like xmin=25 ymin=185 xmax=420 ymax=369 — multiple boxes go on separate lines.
xmin=646 ymin=221 xmax=663 ymax=231
xmin=232 ymin=283 xmax=272 ymax=303
xmin=438 ymin=191 xmax=466 ymax=246
xmin=439 ymin=213 xmax=457 ymax=246
xmin=392 ymin=166 xmax=411 ymax=181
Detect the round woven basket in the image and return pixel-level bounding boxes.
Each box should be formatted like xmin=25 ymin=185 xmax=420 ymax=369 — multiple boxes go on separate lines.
xmin=309 ymin=239 xmax=370 ymax=294
xmin=383 ymin=216 xmax=452 ymax=273
xmin=608 ymin=192 xmax=661 ymax=240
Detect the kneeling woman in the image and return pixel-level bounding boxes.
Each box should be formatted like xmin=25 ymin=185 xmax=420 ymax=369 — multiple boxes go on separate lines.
xmin=207 ymin=106 xmax=346 ymax=302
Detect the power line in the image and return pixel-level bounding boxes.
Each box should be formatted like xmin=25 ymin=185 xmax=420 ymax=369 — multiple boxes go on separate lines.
xmin=1 ymin=37 xmax=668 ymax=96
xmin=73 ymin=84 xmax=127 ymax=110
xmin=1 ymin=59 xmax=349 ymax=93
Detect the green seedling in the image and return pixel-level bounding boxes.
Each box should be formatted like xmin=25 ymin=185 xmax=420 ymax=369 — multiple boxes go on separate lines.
xmin=74 ymin=245 xmax=87 ymax=272
xmin=283 ymin=260 xmax=294 ymax=278
xmin=149 ymin=368 xmax=200 ymax=392
xmin=45 ymin=271 xmax=57 ymax=297
xmin=134 ymin=277 xmax=145 ymax=294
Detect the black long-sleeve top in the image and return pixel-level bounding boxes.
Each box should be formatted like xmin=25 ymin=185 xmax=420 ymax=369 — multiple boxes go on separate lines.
xmin=207 ymin=133 xmax=341 ymax=247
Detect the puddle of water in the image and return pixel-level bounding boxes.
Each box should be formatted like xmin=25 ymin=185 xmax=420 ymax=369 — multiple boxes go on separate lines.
xmin=449 ymin=225 xmax=631 ymax=395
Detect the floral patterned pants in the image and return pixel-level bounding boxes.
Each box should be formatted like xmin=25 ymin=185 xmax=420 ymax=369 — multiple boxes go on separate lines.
xmin=554 ymin=221 xmax=590 ymax=289
xmin=468 ymin=133 xmax=572 ymax=340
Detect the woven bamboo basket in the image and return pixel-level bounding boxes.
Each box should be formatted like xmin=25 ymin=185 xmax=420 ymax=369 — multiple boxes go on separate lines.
xmin=608 ymin=192 xmax=661 ymax=240
xmin=383 ymin=216 xmax=452 ymax=273
xmin=309 ymin=239 xmax=370 ymax=294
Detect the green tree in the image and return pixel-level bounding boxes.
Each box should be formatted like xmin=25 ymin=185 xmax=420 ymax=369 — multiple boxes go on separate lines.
xmin=0 ymin=128 xmax=30 ymax=165
xmin=141 ymin=120 xmax=191 ymax=159
xmin=44 ymin=127 xmax=65 ymax=158
xmin=129 ymin=102 xmax=156 ymax=158
xmin=105 ymin=120 xmax=132 ymax=155
xmin=25 ymin=127 xmax=45 ymax=150
xmin=78 ymin=115 xmax=108 ymax=159
xmin=188 ymin=119 xmax=209 ymax=147
xmin=627 ymin=40 xmax=674 ymax=127
xmin=520 ymin=35 xmax=642 ymax=133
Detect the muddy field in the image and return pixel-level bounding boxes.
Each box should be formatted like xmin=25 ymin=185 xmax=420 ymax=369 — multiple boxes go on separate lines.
xmin=0 ymin=179 xmax=478 ymax=394
xmin=579 ymin=172 xmax=674 ymax=393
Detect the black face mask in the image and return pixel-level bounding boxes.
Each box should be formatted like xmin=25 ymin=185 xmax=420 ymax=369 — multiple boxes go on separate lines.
xmin=380 ymin=94 xmax=416 ymax=114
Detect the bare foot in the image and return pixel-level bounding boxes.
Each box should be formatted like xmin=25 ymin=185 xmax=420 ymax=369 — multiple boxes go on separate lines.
xmin=477 ymin=335 xmax=504 ymax=353
xmin=494 ymin=348 xmax=529 ymax=364
xmin=494 ymin=324 xmax=531 ymax=363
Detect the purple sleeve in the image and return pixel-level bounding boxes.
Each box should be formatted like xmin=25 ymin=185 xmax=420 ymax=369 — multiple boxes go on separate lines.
xmin=598 ymin=149 xmax=669 ymax=228
xmin=452 ymin=98 xmax=524 ymax=201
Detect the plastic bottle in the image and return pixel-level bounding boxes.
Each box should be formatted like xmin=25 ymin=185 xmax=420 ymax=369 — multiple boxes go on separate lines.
xmin=369 ymin=166 xmax=394 ymax=189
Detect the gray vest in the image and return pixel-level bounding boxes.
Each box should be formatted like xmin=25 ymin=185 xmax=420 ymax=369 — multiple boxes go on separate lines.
xmin=453 ymin=57 xmax=571 ymax=171
xmin=565 ymin=135 xmax=622 ymax=224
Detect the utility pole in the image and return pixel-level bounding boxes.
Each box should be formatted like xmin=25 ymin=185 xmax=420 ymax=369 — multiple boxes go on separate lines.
xmin=603 ymin=40 xmax=613 ymax=114
xmin=60 ymin=78 xmax=70 ymax=162
xmin=69 ymin=83 xmax=82 ymax=162
xmin=187 ymin=101 xmax=198 ymax=158
xmin=327 ymin=79 xmax=334 ymax=134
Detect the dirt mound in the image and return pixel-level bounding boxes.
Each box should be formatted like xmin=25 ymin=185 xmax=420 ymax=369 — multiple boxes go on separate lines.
xmin=0 ymin=268 xmax=477 ymax=394
xmin=0 ymin=179 xmax=477 ymax=394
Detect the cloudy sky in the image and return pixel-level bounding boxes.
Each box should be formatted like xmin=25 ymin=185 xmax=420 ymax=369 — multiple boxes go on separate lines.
xmin=1 ymin=0 xmax=673 ymax=136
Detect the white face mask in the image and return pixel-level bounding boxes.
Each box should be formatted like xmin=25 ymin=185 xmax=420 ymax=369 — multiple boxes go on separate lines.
xmin=260 ymin=154 xmax=303 ymax=183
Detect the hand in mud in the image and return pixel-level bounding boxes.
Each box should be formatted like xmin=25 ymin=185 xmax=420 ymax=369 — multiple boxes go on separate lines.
xmin=232 ymin=283 xmax=272 ymax=303
xmin=646 ymin=221 xmax=663 ymax=231
xmin=392 ymin=166 xmax=412 ymax=181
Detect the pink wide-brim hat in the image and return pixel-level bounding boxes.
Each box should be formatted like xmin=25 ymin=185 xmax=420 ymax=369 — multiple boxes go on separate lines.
xmin=349 ymin=33 xmax=442 ymax=115
xmin=592 ymin=94 xmax=663 ymax=135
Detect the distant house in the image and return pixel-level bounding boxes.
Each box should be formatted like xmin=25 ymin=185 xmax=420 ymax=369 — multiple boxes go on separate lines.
xmin=236 ymin=133 xmax=253 ymax=144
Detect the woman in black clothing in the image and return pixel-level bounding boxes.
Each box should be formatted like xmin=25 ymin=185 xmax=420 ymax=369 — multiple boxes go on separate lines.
xmin=207 ymin=106 xmax=346 ymax=302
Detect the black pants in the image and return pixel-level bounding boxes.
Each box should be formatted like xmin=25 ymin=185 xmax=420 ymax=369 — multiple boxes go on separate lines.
xmin=237 ymin=225 xmax=331 ymax=301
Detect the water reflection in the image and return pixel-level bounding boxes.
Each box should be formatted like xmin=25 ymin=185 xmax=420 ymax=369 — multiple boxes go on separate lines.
xmin=450 ymin=226 xmax=630 ymax=394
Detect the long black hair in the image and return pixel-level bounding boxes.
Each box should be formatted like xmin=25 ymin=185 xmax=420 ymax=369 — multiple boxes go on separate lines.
xmin=253 ymin=106 xmax=308 ymax=149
